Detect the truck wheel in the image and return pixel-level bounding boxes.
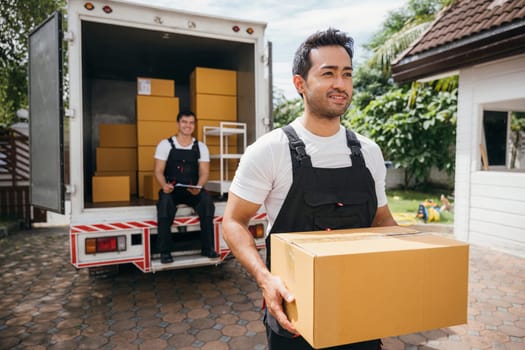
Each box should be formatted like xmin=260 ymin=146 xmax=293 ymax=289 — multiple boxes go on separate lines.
xmin=88 ymin=265 xmax=119 ymax=279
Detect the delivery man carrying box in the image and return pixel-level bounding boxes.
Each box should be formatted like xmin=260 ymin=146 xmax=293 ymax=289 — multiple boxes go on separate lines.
xmin=223 ymin=28 xmax=397 ymax=349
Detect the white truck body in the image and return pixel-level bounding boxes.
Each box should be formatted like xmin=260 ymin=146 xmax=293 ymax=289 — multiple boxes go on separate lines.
xmin=29 ymin=0 xmax=271 ymax=273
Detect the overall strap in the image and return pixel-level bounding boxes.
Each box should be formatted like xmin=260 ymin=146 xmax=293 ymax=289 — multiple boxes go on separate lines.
xmin=282 ymin=125 xmax=312 ymax=170
xmin=345 ymin=129 xmax=366 ymax=168
xmin=167 ymin=137 xmax=175 ymax=149
xmin=167 ymin=137 xmax=200 ymax=159
xmin=191 ymin=139 xmax=200 ymax=159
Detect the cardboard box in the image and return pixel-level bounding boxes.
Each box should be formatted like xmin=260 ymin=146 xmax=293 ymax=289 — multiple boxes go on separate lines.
xmin=137 ymin=77 xmax=175 ymax=97
xmin=136 ymin=95 xmax=180 ymax=121
xmin=138 ymin=171 xmax=152 ymax=197
xmin=209 ymin=159 xmax=238 ymax=181
xmin=143 ymin=174 xmax=161 ymax=200
xmin=207 ymin=144 xmax=239 ymax=155
xmin=96 ymin=147 xmax=137 ymax=171
xmin=271 ymin=227 xmax=469 ymax=349
xmin=95 ymin=171 xmax=137 ymax=195
xmin=92 ymin=176 xmax=130 ymax=202
xmin=99 ymin=124 xmax=137 ymax=147
xmin=137 ymin=121 xmax=177 ymax=146
xmin=190 ymin=67 xmax=237 ymax=96
xmin=138 ymin=146 xmax=156 ymax=171
xmin=191 ymin=94 xmax=237 ymax=121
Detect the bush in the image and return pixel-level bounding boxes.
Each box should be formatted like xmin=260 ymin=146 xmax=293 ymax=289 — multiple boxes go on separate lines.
xmin=344 ymin=85 xmax=457 ymax=187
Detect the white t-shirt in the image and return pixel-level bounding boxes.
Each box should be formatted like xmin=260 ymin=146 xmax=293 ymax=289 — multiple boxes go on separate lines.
xmin=154 ymin=136 xmax=210 ymax=162
xmin=229 ymin=118 xmax=388 ymax=233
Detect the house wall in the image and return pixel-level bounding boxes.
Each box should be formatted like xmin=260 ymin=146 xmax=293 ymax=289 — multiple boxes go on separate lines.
xmin=455 ymin=54 xmax=525 ymax=258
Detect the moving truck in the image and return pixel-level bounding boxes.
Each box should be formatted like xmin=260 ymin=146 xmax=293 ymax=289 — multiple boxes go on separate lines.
xmin=28 ymin=0 xmax=271 ymax=273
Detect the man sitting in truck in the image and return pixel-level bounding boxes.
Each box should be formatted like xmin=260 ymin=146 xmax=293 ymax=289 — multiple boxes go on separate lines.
xmin=154 ymin=110 xmax=219 ymax=263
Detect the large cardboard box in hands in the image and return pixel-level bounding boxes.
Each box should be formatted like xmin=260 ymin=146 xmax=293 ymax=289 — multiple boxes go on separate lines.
xmin=271 ymin=226 xmax=469 ymax=349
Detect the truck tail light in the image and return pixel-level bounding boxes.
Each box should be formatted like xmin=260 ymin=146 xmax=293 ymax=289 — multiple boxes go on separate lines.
xmin=248 ymin=224 xmax=264 ymax=239
xmin=84 ymin=2 xmax=95 ymax=10
xmin=85 ymin=236 xmax=126 ymax=254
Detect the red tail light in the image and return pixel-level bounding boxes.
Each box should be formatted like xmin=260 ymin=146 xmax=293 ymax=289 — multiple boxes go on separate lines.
xmin=248 ymin=224 xmax=264 ymax=238
xmin=97 ymin=237 xmax=117 ymax=252
xmin=85 ymin=236 xmax=126 ymax=254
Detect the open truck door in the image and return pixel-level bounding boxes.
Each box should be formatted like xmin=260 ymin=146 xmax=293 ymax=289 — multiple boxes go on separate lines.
xmin=28 ymin=11 xmax=65 ymax=214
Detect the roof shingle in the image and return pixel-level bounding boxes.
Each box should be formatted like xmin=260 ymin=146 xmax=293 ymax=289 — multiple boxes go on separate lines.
xmin=407 ymin=0 xmax=525 ymax=56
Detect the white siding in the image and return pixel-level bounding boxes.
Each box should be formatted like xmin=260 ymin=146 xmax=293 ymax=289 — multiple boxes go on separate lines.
xmin=454 ymin=54 xmax=525 ymax=258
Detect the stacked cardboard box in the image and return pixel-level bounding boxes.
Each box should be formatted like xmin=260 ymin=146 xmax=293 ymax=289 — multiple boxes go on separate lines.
xmin=271 ymin=226 xmax=469 ymax=349
xmin=143 ymin=174 xmax=161 ymax=201
xmin=92 ymin=124 xmax=137 ymax=202
xmin=136 ymin=77 xmax=179 ymax=199
xmin=137 ymin=77 xmax=174 ymax=97
xmin=92 ymin=176 xmax=130 ymax=202
xmin=191 ymin=67 xmax=238 ymax=181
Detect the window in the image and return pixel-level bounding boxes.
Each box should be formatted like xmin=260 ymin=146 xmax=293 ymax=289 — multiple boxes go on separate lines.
xmin=481 ymin=110 xmax=525 ymax=170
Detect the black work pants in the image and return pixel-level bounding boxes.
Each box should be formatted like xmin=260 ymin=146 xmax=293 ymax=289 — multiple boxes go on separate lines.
xmin=156 ymin=188 xmax=215 ymax=254
xmin=266 ymin=323 xmax=381 ymax=350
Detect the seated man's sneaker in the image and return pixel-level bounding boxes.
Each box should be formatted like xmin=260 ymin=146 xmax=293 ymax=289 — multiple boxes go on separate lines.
xmin=160 ymin=252 xmax=173 ymax=264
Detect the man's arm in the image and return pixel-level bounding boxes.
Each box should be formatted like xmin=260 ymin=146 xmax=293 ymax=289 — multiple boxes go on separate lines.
xmin=223 ymin=193 xmax=297 ymax=334
xmin=154 ymin=158 xmax=174 ymax=193
xmin=371 ymin=204 xmax=397 ymax=227
xmin=197 ymin=161 xmax=210 ymax=188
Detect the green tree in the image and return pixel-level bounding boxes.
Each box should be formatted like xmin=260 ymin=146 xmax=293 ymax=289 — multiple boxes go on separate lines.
xmin=510 ymin=112 xmax=525 ymax=169
xmin=0 ymin=0 xmax=66 ymax=126
xmin=272 ymin=90 xmax=303 ymax=128
xmin=351 ymin=65 xmax=393 ymax=111
xmin=366 ymin=0 xmax=451 ymax=75
xmin=344 ymin=85 xmax=457 ymax=187
xmin=344 ymin=0 xmax=458 ymax=188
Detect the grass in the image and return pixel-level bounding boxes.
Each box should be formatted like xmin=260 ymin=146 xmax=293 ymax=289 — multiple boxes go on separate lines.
xmin=386 ymin=189 xmax=454 ymax=225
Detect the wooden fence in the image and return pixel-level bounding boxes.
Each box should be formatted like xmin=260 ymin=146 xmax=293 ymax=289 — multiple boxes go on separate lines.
xmin=0 ymin=127 xmax=32 ymax=227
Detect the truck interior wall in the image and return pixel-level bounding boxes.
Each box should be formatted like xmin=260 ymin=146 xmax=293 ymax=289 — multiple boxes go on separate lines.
xmin=89 ymin=78 xmax=136 ymax=165
xmin=235 ymin=44 xmax=256 ymax=146
xmin=81 ymin=75 xmax=93 ymax=202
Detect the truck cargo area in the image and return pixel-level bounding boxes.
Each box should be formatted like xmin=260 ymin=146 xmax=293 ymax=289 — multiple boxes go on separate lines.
xmin=81 ymin=20 xmax=257 ymax=207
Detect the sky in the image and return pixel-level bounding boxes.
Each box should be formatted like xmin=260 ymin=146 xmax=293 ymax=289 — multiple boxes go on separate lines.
xmin=126 ymin=0 xmax=407 ymax=99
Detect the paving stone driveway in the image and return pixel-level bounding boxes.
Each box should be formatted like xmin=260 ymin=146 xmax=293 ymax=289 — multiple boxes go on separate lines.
xmin=0 ymin=226 xmax=524 ymax=350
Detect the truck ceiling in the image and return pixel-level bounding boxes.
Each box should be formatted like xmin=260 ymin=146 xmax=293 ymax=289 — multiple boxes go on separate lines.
xmin=82 ymin=21 xmax=254 ymax=83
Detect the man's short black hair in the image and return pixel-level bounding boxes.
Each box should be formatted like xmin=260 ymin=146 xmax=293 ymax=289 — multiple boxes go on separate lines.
xmin=292 ymin=28 xmax=354 ymax=80
xmin=177 ymin=110 xmax=196 ymax=122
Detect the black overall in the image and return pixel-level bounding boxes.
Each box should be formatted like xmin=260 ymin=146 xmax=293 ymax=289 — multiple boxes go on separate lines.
xmin=156 ymin=138 xmax=215 ymax=255
xmin=265 ymin=125 xmax=381 ymax=350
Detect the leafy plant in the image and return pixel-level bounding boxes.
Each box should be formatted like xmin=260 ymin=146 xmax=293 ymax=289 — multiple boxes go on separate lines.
xmin=510 ymin=112 xmax=525 ymax=169
xmin=272 ymin=90 xmax=303 ymax=128
xmin=344 ymin=85 xmax=457 ymax=187
xmin=0 ymin=0 xmax=66 ymax=126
